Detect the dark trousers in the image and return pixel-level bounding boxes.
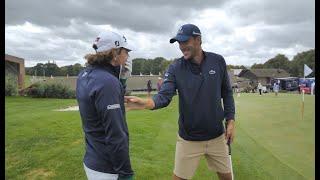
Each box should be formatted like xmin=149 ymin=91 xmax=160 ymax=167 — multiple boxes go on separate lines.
xmin=259 ymin=89 xmax=262 ymax=95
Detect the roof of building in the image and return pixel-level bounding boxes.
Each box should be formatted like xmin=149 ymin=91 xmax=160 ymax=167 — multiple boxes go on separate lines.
xmin=230 ymin=69 xmax=243 ymax=76
xmin=5 ymin=54 xmax=25 ymax=64
xmin=238 ymin=68 xmax=290 ymax=78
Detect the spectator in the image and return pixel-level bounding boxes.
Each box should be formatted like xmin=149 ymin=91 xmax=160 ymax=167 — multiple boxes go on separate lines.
xmin=311 ymin=81 xmax=315 ymax=95
xmin=147 ymin=79 xmax=152 ymax=97
xmin=258 ymin=82 xmax=263 ymax=96
xmin=273 ymin=83 xmax=279 ymax=96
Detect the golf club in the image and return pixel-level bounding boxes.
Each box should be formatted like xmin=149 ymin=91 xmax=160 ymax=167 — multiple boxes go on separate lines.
xmin=225 ymin=121 xmax=234 ymax=180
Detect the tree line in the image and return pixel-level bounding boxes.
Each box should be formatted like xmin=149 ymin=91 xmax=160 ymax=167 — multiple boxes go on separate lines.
xmin=26 ymin=62 xmax=84 ymax=77
xmin=26 ymin=49 xmax=314 ymax=78
xmin=251 ymin=49 xmax=314 ymax=77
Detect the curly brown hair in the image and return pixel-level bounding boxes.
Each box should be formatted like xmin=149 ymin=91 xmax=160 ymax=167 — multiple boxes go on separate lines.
xmin=84 ymin=48 xmax=122 ymax=66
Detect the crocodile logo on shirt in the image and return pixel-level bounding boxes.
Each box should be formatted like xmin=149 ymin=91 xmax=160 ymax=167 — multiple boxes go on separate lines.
xmin=209 ymin=70 xmax=216 ymax=75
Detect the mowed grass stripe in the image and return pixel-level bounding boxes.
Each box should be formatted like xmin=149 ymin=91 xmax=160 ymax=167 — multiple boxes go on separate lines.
xmin=127 ymin=96 xmax=178 ymax=179
xmin=235 ymin=93 xmax=314 ymax=179
xmin=5 ymin=97 xmax=85 ymax=179
xmin=5 ymin=93 xmax=314 ymax=179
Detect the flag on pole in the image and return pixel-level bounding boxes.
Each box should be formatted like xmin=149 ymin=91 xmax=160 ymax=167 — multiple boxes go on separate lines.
xmin=301 ymin=64 xmax=311 ymax=121
xmin=304 ymin=64 xmax=313 ymax=77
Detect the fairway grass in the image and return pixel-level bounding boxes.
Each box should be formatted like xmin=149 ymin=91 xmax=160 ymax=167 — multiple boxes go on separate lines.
xmin=5 ymin=93 xmax=314 ymax=179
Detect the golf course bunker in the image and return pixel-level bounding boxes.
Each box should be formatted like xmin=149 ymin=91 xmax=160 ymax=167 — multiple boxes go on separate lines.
xmin=54 ymin=106 xmax=79 ymax=111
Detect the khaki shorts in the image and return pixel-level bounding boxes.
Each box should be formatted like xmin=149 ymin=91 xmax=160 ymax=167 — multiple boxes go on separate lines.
xmin=173 ymin=134 xmax=231 ymax=179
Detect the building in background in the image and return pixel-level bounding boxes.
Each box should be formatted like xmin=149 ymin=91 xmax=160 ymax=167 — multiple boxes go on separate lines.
xmin=5 ymin=54 xmax=25 ymax=89
xmin=238 ymin=69 xmax=290 ymax=86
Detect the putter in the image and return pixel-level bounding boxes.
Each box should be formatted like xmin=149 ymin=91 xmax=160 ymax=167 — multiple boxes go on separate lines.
xmin=225 ymin=121 xmax=234 ymax=180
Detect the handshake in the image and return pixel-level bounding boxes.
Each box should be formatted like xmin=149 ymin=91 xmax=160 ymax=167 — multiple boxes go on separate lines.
xmin=124 ymin=96 xmax=155 ymax=111
xmin=121 ymin=59 xmax=155 ymax=111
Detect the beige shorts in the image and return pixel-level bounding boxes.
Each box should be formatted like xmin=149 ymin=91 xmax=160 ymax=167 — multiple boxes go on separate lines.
xmin=173 ymin=134 xmax=231 ymax=179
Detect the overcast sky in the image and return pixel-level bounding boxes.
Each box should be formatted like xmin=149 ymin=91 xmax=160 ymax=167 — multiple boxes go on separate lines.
xmin=5 ymin=0 xmax=314 ymax=67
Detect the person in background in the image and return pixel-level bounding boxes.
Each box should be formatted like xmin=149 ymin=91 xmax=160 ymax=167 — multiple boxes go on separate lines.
xmin=257 ymin=82 xmax=263 ymax=96
xmin=273 ymin=82 xmax=279 ymax=96
xmin=311 ymin=81 xmax=315 ymax=95
xmin=147 ymin=79 xmax=152 ymax=97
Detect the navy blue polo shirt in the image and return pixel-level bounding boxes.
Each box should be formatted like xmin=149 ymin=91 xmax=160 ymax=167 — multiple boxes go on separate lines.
xmin=76 ymin=64 xmax=133 ymax=178
xmin=152 ymin=51 xmax=235 ymax=141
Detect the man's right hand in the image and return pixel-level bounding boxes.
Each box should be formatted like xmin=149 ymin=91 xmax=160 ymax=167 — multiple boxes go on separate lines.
xmin=124 ymin=96 xmax=155 ymax=111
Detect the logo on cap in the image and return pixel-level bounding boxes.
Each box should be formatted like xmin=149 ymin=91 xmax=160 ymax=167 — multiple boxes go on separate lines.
xmin=192 ymin=31 xmax=201 ymax=36
xmin=115 ymin=41 xmax=120 ymax=47
xmin=122 ymin=36 xmax=127 ymax=42
xmin=178 ymin=26 xmax=183 ymax=34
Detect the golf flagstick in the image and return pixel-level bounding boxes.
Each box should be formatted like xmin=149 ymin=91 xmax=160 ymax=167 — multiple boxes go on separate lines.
xmin=225 ymin=121 xmax=234 ymax=180
xmin=301 ymin=75 xmax=306 ymax=121
xmin=302 ymin=89 xmax=305 ymax=121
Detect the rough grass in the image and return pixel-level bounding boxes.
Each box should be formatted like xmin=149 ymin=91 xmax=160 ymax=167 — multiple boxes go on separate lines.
xmin=5 ymin=93 xmax=314 ymax=179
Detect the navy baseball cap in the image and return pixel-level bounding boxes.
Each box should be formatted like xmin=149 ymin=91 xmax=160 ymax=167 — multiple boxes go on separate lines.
xmin=169 ymin=24 xmax=201 ymax=43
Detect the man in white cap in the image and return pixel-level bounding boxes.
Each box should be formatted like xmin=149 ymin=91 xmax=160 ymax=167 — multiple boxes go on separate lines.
xmin=76 ymin=30 xmax=134 ymax=180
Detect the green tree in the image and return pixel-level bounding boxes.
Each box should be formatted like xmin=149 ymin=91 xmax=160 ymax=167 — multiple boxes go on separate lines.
xmin=45 ymin=62 xmax=61 ymax=76
xmin=132 ymin=58 xmax=147 ymax=75
xmin=72 ymin=63 xmax=84 ymax=76
xmin=142 ymin=59 xmax=153 ymax=75
xmin=251 ymin=63 xmax=264 ymax=69
xmin=264 ymin=54 xmax=290 ymax=70
xmin=152 ymin=57 xmax=166 ymax=75
xmin=33 ymin=63 xmax=45 ymax=76
xmin=289 ymin=49 xmax=315 ymax=77
xmin=160 ymin=60 xmax=173 ymax=75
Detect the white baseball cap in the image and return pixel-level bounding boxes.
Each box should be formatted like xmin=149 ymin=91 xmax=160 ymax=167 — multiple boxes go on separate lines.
xmin=93 ymin=30 xmax=132 ymax=53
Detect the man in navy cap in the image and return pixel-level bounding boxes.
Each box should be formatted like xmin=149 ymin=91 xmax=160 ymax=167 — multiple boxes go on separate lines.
xmin=125 ymin=24 xmax=235 ymax=180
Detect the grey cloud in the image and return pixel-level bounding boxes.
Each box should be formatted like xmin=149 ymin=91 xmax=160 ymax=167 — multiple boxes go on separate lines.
xmin=226 ymin=0 xmax=314 ymax=25
xmin=6 ymin=0 xmax=227 ymax=33
xmin=5 ymin=0 xmax=315 ymax=67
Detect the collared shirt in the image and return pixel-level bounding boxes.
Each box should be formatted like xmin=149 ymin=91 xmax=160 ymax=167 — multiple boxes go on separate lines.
xmin=152 ymin=51 xmax=235 ymax=141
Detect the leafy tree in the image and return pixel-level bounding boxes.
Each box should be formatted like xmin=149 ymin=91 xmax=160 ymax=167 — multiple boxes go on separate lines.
xmin=264 ymin=54 xmax=290 ymax=70
xmin=251 ymin=63 xmax=264 ymax=69
xmin=289 ymin=49 xmax=314 ymax=77
xmin=160 ymin=60 xmax=173 ymax=75
xmin=71 ymin=63 xmax=84 ymax=76
xmin=142 ymin=59 xmax=153 ymax=75
xmin=45 ymin=62 xmax=61 ymax=76
xmin=152 ymin=57 xmax=165 ymax=75
xmin=132 ymin=58 xmax=147 ymax=75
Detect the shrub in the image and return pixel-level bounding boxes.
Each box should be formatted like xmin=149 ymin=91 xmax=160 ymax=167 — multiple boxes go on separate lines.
xmin=25 ymin=82 xmax=75 ymax=99
xmin=5 ymin=74 xmax=18 ymax=96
